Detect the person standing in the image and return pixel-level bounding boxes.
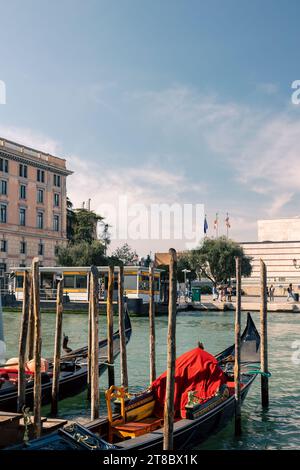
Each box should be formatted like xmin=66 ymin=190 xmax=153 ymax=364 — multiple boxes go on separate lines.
xmin=224 ymin=285 xmax=228 ymax=302
xmin=220 ymin=285 xmax=225 ymax=302
xmin=269 ymin=284 xmax=275 ymax=302
xmin=227 ymin=285 xmax=232 ymax=302
xmin=287 ymin=283 xmax=295 ymax=301
xmin=212 ymin=285 xmax=219 ymax=301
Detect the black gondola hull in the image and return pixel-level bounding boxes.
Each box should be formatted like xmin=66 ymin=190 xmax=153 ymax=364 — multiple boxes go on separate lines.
xmin=0 ymin=311 xmax=132 ymax=412
xmin=5 ymin=313 xmax=259 ymax=451
xmin=115 ymin=376 xmax=254 ymax=451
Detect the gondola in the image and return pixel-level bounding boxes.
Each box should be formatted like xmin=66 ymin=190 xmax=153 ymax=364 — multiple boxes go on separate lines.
xmin=8 ymin=313 xmax=260 ymax=451
xmin=0 ymin=308 xmax=132 ymax=412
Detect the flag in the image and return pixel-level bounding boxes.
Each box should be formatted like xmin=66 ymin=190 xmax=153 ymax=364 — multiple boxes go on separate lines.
xmin=214 ymin=213 xmax=218 ymax=230
xmin=204 ymin=215 xmax=208 ymax=234
xmin=225 ymin=213 xmax=230 ymax=228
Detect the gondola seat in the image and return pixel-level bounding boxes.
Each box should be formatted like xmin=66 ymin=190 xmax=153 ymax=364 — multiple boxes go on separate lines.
xmin=111 ymin=417 xmax=163 ymax=439
xmin=105 ymin=386 xmax=162 ymax=441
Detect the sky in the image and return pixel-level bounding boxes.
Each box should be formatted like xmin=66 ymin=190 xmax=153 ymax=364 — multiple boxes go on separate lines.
xmin=1 ymin=0 xmax=300 ymax=255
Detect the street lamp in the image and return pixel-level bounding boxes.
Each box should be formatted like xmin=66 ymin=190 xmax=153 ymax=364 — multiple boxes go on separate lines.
xmin=98 ymin=221 xmax=110 ymax=257
xmin=182 ymin=269 xmax=191 ymax=301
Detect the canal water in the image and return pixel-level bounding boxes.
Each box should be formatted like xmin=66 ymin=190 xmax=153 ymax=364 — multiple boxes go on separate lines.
xmin=2 ymin=310 xmax=300 ymax=450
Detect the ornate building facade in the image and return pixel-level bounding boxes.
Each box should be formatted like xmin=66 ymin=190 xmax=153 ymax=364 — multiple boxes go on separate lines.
xmin=0 ymin=137 xmax=72 ymax=287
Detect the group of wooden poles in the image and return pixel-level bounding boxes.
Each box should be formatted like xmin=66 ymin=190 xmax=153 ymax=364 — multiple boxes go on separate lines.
xmin=88 ymin=264 xmax=129 ymax=420
xmin=234 ymin=257 xmax=269 ymax=436
xmin=158 ymin=251 xmax=270 ymax=449
xmin=16 ymin=258 xmax=129 ymax=439
xmin=16 ymin=251 xmax=269 ymax=449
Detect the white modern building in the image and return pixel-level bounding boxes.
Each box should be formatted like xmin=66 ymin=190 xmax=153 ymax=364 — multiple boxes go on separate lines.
xmin=241 ymin=218 xmax=300 ymax=296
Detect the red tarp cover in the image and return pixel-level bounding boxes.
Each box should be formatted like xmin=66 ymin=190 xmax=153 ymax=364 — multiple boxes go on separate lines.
xmin=151 ymin=347 xmax=227 ymax=418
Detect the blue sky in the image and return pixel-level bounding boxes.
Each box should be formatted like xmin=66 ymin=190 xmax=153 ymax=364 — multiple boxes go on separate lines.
xmin=1 ymin=0 xmax=300 ymax=254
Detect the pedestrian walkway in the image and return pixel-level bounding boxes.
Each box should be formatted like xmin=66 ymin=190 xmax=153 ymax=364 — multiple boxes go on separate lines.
xmin=192 ymin=295 xmax=300 ymax=313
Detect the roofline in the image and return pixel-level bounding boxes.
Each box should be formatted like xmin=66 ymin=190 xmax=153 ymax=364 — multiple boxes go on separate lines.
xmin=241 ymin=240 xmax=300 ymax=244
xmin=0 ymin=137 xmax=73 ymax=176
xmin=258 ymin=217 xmax=300 ymax=222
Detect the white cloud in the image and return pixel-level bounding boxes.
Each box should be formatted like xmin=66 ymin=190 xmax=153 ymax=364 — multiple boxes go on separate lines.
xmin=67 ymin=154 xmax=205 ymax=208
xmin=266 ymin=193 xmax=294 ymax=217
xmin=3 ymin=82 xmax=300 ymax=250
xmin=0 ymin=125 xmax=60 ymax=155
xmin=126 ymin=86 xmax=300 ymax=219
xmin=67 ymin=155 xmax=206 ymax=253
xmin=237 ymin=114 xmax=300 ymax=194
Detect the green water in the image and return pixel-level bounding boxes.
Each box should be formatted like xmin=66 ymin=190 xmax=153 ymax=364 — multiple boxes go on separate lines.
xmin=2 ymin=310 xmax=300 ymax=450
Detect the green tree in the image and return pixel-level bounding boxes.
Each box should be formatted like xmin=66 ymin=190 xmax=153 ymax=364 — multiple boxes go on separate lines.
xmin=111 ymin=243 xmax=138 ymax=265
xmin=66 ymin=197 xmax=75 ymax=241
xmin=58 ymin=199 xmax=110 ymax=266
xmin=143 ymin=254 xmax=152 ymax=267
xmin=56 ymin=240 xmax=107 ymax=266
xmin=186 ymin=237 xmax=252 ymax=286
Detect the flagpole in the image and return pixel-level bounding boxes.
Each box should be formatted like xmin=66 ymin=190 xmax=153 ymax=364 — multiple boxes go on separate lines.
xmin=225 ymin=212 xmax=231 ymax=239
xmin=204 ymin=214 xmax=208 ymax=238
xmin=216 ymin=213 xmax=219 ymax=238
xmin=226 ymin=212 xmax=229 ymax=239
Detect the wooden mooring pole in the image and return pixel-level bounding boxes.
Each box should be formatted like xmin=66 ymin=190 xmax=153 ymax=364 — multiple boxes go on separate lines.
xmin=118 ymin=264 xmax=128 ymax=389
xmin=32 ymin=258 xmax=42 ymax=438
xmin=260 ymin=259 xmax=269 ymax=408
xmin=90 ymin=266 xmax=100 ymax=420
xmin=87 ymin=272 xmax=92 ymax=400
xmin=163 ymin=248 xmax=177 ymax=451
xmin=27 ymin=276 xmax=35 ymax=361
xmin=149 ymin=262 xmax=156 ymax=383
xmin=107 ymin=265 xmax=115 ymax=388
xmin=17 ymin=270 xmax=30 ymax=412
xmin=234 ymin=256 xmax=242 ymax=436
xmin=51 ymin=278 xmax=64 ymax=416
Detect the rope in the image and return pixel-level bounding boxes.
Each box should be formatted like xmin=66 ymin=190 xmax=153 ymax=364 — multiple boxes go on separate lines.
xmin=246 ymin=370 xmax=272 ymax=377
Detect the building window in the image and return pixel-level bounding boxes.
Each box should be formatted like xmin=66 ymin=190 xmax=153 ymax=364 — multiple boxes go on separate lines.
xmin=20 ymin=241 xmax=26 ymax=254
xmin=38 ymin=242 xmax=44 ymax=256
xmin=54 ymin=193 xmax=60 ymax=207
xmin=0 ymin=180 xmax=7 ymax=195
xmin=0 ymin=158 xmax=9 ymax=173
xmin=19 ymin=184 xmax=26 ymax=200
xmin=19 ymin=208 xmax=26 ymax=226
xmin=0 ymin=204 xmax=7 ymax=223
xmin=37 ymin=169 xmax=45 ymax=183
xmin=37 ymin=211 xmax=44 ymax=229
xmin=53 ymin=174 xmax=61 ymax=187
xmin=0 ymin=240 xmax=7 ymax=252
xmin=0 ymin=263 xmax=6 ymax=276
xmin=53 ymin=215 xmax=59 ymax=231
xmin=19 ymin=164 xmax=28 ymax=178
xmin=37 ymin=188 xmax=44 ymax=204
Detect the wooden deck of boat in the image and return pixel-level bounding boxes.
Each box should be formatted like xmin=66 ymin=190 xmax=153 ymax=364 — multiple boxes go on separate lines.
xmin=0 ymin=412 xmax=68 ymax=448
xmin=115 ymin=419 xmax=192 ymax=449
